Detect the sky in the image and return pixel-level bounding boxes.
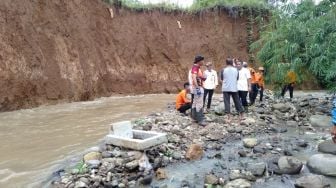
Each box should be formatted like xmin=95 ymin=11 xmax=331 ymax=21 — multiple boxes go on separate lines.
xmin=138 ymin=0 xmax=322 ymax=7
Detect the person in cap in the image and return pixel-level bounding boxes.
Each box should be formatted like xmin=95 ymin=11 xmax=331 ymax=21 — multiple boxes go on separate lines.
xmin=221 ymin=57 xmax=244 ymax=122
xmin=237 ymin=61 xmax=251 ymax=112
xmin=190 ymin=55 xmax=207 ymax=126
xmin=255 ymin=67 xmax=265 ymax=102
xmin=176 ymin=82 xmax=191 ymax=115
xmin=203 ymin=62 xmax=218 ymax=113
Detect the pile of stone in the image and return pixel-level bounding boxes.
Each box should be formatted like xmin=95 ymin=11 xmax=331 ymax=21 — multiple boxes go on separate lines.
xmin=51 ymin=92 xmax=335 ymax=188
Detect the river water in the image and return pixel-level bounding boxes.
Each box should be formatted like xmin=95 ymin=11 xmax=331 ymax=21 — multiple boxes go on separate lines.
xmin=0 ymin=94 xmax=174 ymax=188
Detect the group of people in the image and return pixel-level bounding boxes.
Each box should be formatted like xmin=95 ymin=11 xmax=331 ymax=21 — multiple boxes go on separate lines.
xmin=175 ymin=55 xmax=336 ymax=143
xmin=176 ymin=55 xmax=268 ymax=126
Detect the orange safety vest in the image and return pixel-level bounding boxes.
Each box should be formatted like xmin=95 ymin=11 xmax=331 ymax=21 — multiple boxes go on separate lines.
xmin=255 ymin=72 xmax=265 ymax=88
xmin=249 ymin=67 xmax=257 ymax=84
xmin=176 ymin=89 xmax=189 ymax=109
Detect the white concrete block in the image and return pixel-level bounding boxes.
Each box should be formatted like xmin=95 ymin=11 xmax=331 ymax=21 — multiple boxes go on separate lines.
xmin=110 ymin=121 xmax=133 ymax=138
xmin=105 ymin=130 xmax=167 ymax=150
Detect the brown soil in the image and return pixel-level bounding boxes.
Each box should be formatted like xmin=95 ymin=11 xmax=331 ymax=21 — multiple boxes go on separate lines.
xmin=0 ymin=0 xmax=258 ymax=111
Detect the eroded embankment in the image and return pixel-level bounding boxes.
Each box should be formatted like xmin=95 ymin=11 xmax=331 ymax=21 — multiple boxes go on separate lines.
xmin=0 ymin=0 xmax=256 ymax=111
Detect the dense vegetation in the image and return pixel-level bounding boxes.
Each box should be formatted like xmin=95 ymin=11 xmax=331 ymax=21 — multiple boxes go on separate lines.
xmin=251 ymin=0 xmax=336 ymax=91
xmin=103 ymin=0 xmax=271 ymax=12
xmin=191 ymin=0 xmax=269 ymax=10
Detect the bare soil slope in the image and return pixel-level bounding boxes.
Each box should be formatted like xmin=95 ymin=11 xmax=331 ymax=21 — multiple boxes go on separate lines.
xmin=0 ymin=0 xmax=252 ymax=111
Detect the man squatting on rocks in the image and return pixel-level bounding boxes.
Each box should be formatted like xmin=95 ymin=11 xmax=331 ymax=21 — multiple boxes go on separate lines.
xmin=203 ymin=62 xmax=218 ymax=113
xmin=175 ymin=82 xmax=191 ymax=114
xmin=190 ymin=55 xmax=207 ymax=126
xmin=221 ymin=58 xmax=245 ymax=122
xmin=176 ymin=82 xmax=191 ymax=114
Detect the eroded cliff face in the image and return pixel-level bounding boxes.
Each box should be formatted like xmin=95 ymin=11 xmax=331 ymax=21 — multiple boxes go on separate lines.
xmin=0 ymin=0 xmax=251 ymax=111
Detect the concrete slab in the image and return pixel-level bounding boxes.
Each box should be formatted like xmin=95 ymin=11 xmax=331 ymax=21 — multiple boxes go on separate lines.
xmin=105 ymin=130 xmax=167 ymax=150
xmin=110 ymin=121 xmax=133 ymax=138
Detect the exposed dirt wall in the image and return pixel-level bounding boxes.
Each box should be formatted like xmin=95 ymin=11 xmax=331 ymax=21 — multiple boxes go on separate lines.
xmin=0 ymin=0 xmax=253 ymax=111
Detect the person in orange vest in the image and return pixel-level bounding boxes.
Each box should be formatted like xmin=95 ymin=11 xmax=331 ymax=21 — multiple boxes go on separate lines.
xmin=248 ymin=66 xmax=258 ymax=105
xmin=176 ymin=82 xmax=191 ymax=115
xmin=281 ymin=70 xmax=296 ymax=99
xmin=255 ymin=67 xmax=265 ymax=102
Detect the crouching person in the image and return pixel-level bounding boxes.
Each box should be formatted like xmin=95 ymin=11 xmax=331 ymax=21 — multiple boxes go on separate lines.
xmin=176 ymin=82 xmax=191 ymax=115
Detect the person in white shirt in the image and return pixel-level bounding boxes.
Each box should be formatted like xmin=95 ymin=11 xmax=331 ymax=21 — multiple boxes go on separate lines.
xmin=203 ymin=62 xmax=218 ymax=112
xmin=237 ymin=61 xmax=251 ymax=112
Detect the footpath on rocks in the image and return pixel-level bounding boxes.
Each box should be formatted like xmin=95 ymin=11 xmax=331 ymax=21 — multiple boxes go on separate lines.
xmin=51 ymin=91 xmax=336 ymax=188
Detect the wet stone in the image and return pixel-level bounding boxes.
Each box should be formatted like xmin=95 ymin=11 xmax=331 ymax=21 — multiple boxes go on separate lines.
xmin=238 ymin=150 xmax=247 ymax=157
xmin=318 ymin=140 xmax=336 ymax=155
xmin=205 ymin=174 xmax=218 ymax=185
xmin=277 ymin=156 xmax=303 ymax=175
xmin=246 ymin=162 xmax=266 ymax=177
xmin=125 ymin=160 xmax=139 ymax=171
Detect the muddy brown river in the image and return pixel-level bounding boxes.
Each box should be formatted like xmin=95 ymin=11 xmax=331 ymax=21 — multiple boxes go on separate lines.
xmin=0 ymin=94 xmax=174 ymax=188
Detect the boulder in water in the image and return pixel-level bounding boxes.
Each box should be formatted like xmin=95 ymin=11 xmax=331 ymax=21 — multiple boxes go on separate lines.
xmin=295 ymin=174 xmax=330 ymax=188
xmin=318 ymin=140 xmax=336 ymax=155
xmin=246 ymin=162 xmax=266 ymax=176
xmin=224 ymin=179 xmax=251 ymax=188
xmin=307 ymin=154 xmax=336 ymax=177
xmin=83 ymin=152 xmax=102 ymax=162
xmin=309 ymin=115 xmax=332 ymax=127
xmin=277 ymin=156 xmax=303 ymax=175
xmin=205 ymin=174 xmax=218 ymax=185
xmin=185 ymin=144 xmax=203 ymax=160
xmin=243 ymin=138 xmax=258 ymax=148
xmin=156 ymin=168 xmax=167 ymax=180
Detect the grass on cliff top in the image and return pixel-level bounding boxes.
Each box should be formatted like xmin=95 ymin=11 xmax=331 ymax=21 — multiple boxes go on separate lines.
xmin=103 ymin=0 xmax=270 ymax=13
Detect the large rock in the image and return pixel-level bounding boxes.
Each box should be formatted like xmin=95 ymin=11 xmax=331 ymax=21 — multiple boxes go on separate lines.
xmin=156 ymin=168 xmax=167 ymax=180
xmin=243 ymin=138 xmax=258 ymax=148
xmin=246 ymin=162 xmax=266 ymax=176
xmin=241 ymin=117 xmax=256 ymax=126
xmin=215 ymin=103 xmax=225 ymax=115
xmin=272 ymin=103 xmax=291 ymax=113
xmin=125 ymin=160 xmax=139 ymax=170
xmin=309 ymin=115 xmax=332 ymax=127
xmin=83 ymin=152 xmax=102 ymax=162
xmin=318 ymin=140 xmax=336 ymax=155
xmin=205 ymin=174 xmax=218 ymax=185
xmin=224 ymin=179 xmax=251 ymax=188
xmin=278 ymin=156 xmax=303 ymax=174
xmin=307 ymin=154 xmax=336 ymax=177
xmin=295 ymin=175 xmax=330 ymax=188
xmin=186 ymin=144 xmax=204 ymax=160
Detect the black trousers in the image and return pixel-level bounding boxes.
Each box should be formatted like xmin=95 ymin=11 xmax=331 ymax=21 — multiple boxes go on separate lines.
xmin=203 ymin=89 xmax=214 ymax=109
xmin=238 ymin=90 xmax=248 ymax=107
xmin=178 ymin=102 xmax=191 ymax=113
xmin=249 ymin=83 xmax=259 ymax=105
xmin=223 ymin=92 xmax=244 ymax=114
xmin=259 ymin=87 xmax=264 ymax=102
xmin=281 ymin=83 xmax=294 ymax=99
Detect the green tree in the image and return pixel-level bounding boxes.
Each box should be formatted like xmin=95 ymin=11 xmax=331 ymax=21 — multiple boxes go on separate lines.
xmin=251 ymin=0 xmax=336 ymax=91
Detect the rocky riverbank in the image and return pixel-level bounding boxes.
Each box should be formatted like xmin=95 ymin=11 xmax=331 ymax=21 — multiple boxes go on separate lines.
xmin=51 ymin=91 xmax=336 ymax=188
